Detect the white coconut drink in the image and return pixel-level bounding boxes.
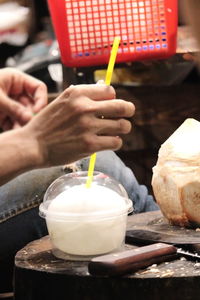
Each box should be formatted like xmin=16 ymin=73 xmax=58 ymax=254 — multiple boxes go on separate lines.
xmin=39 ymin=171 xmax=133 ymax=260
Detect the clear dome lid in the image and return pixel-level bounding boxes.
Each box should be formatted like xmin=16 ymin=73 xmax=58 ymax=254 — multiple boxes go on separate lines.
xmin=39 ymin=171 xmax=133 ymax=221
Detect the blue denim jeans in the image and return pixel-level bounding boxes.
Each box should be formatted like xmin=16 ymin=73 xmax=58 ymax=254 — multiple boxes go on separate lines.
xmin=0 ymin=150 xmax=158 ymax=293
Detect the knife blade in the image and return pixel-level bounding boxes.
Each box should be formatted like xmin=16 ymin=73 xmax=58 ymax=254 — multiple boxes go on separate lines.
xmin=126 ymin=228 xmax=200 ymax=257
xmin=176 ymin=248 xmax=200 ymax=260
xmin=125 ymin=229 xmax=200 ymax=245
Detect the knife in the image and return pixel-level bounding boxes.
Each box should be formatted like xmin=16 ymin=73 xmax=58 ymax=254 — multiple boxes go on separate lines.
xmin=88 ymin=242 xmax=200 ymax=277
xmin=125 ymin=229 xmax=200 ymax=245
xmin=88 ymin=243 xmax=178 ymax=276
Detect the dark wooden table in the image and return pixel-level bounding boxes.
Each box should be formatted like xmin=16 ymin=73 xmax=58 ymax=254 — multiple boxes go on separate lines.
xmin=14 ymin=211 xmax=200 ymax=300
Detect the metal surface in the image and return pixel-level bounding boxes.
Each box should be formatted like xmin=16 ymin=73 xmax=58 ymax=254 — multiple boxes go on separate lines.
xmin=126 ymin=211 xmax=200 ymax=245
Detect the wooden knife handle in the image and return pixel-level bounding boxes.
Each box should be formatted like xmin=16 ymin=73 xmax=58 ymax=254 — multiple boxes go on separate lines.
xmin=88 ymin=243 xmax=177 ymax=276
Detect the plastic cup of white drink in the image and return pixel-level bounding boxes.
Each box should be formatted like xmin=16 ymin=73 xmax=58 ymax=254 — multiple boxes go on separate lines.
xmin=39 ymin=171 xmax=133 ymax=261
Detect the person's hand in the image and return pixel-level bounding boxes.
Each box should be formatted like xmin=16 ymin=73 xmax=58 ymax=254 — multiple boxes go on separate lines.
xmin=0 ymin=68 xmax=48 ymax=131
xmin=24 ymin=84 xmax=135 ymax=166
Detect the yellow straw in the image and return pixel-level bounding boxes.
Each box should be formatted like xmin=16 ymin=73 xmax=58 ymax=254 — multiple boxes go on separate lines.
xmin=86 ymin=37 xmax=121 ymax=188
xmin=85 ymin=152 xmax=97 ymax=189
xmin=105 ymin=37 xmax=121 ymax=85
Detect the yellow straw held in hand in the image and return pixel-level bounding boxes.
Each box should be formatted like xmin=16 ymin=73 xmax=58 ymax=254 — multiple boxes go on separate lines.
xmin=86 ymin=37 xmax=121 ymax=188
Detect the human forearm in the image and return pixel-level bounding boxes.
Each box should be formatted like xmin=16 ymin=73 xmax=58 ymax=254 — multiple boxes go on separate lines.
xmin=0 ymin=128 xmax=42 ymax=185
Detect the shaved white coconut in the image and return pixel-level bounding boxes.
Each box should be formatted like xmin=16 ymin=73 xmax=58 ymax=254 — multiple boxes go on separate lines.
xmin=152 ymin=118 xmax=200 ymax=227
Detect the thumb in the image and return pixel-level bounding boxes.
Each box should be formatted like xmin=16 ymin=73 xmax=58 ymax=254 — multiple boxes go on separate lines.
xmin=0 ymin=94 xmax=33 ymax=125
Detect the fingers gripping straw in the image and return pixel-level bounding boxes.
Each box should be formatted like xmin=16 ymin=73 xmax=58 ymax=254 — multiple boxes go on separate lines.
xmin=86 ymin=37 xmax=121 ymax=188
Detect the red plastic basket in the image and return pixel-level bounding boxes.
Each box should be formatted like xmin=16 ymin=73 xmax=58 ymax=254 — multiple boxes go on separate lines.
xmin=47 ymin=0 xmax=178 ymax=67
